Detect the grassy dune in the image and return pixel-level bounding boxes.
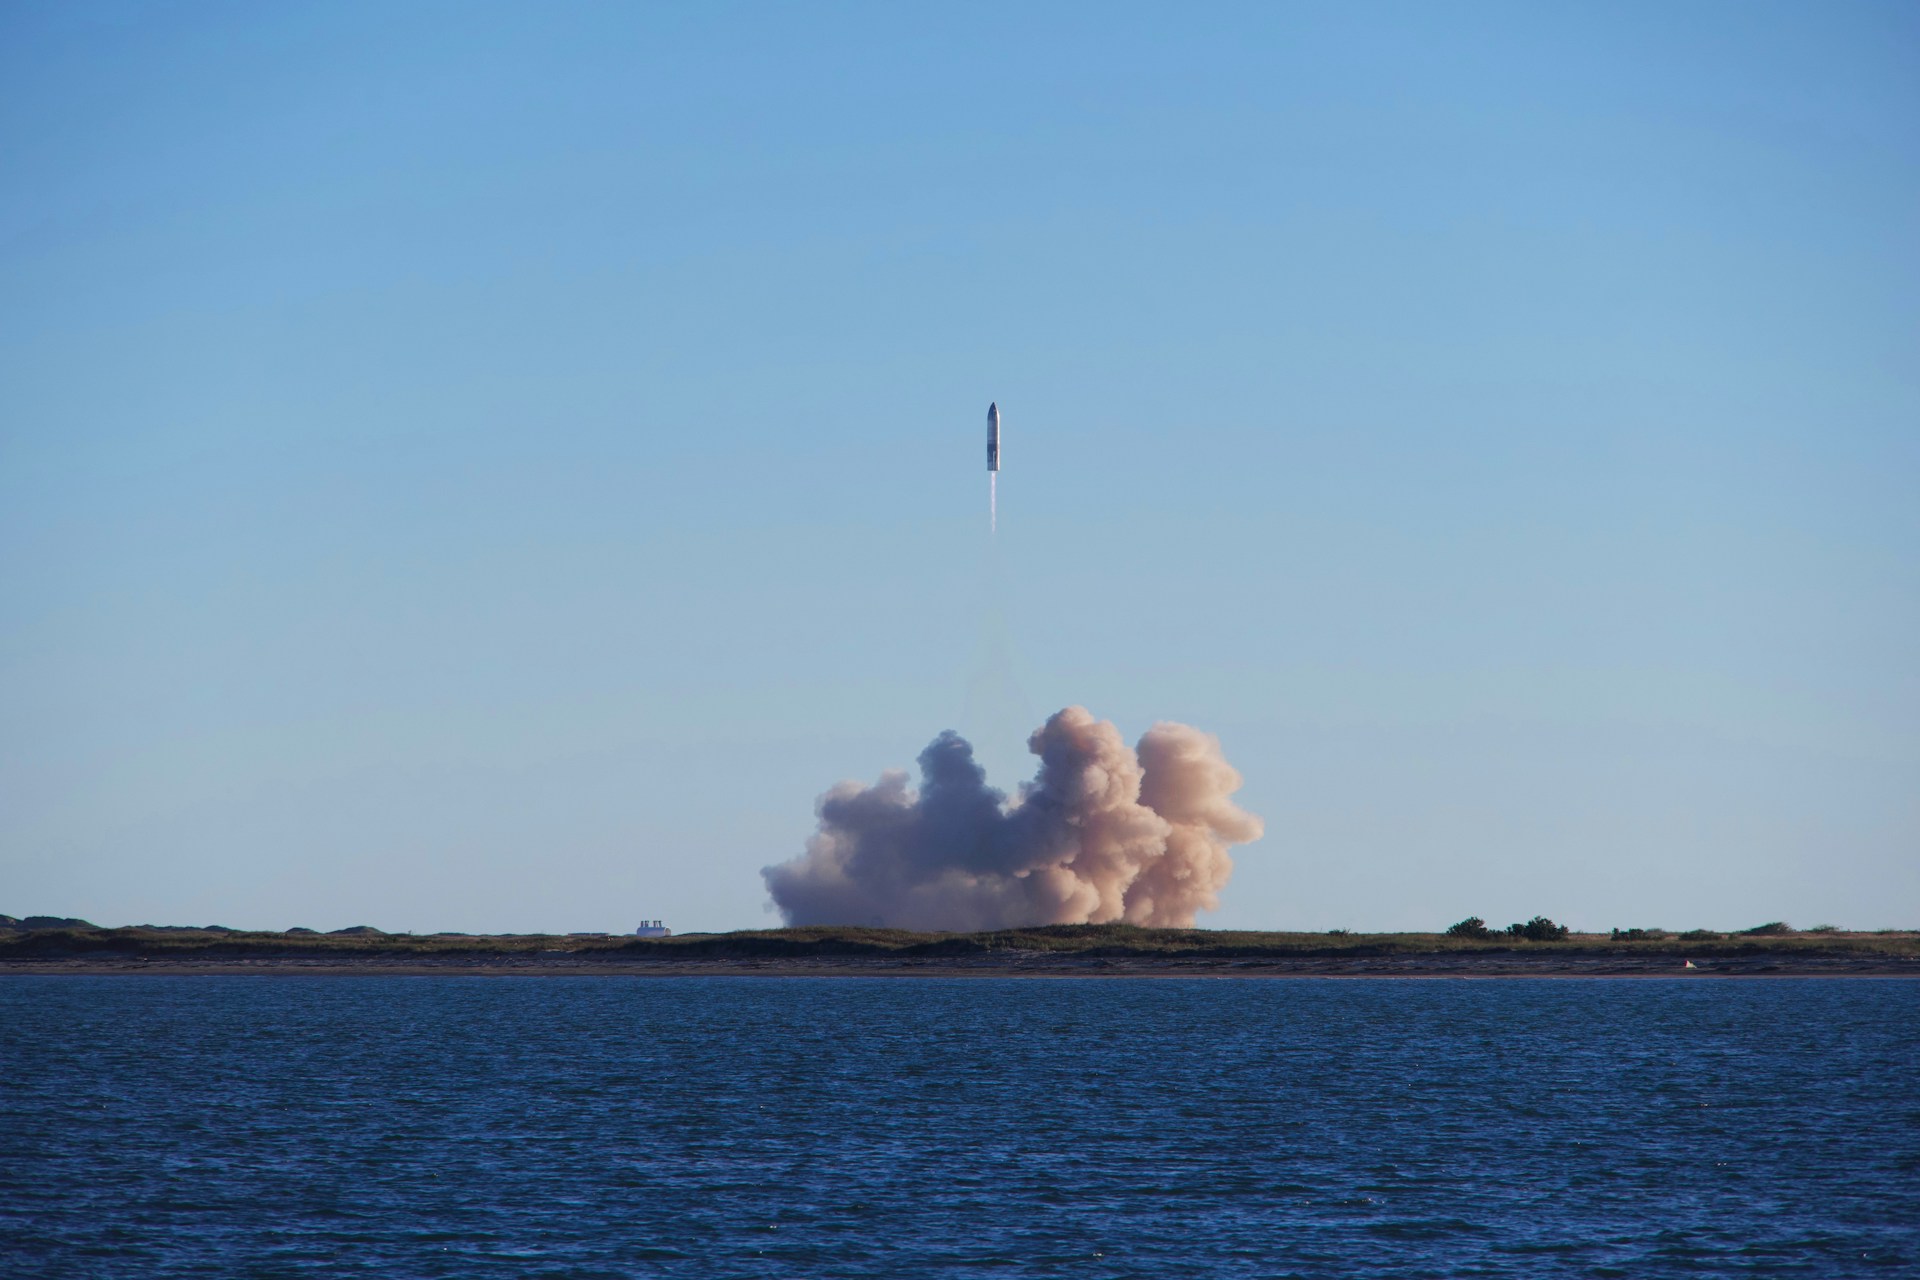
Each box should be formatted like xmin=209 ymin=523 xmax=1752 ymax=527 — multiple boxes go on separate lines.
xmin=3 ymin=921 xmax=1917 ymax=962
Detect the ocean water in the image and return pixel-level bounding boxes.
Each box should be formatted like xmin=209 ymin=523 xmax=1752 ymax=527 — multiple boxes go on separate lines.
xmin=4 ymin=977 xmax=1916 ymax=1278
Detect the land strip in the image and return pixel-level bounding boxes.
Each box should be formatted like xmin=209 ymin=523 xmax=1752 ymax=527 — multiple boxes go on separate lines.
xmin=4 ymin=923 xmax=1915 ymax=977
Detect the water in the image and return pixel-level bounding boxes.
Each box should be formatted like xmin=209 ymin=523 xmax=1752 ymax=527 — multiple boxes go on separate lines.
xmin=4 ymin=977 xmax=1916 ymax=1278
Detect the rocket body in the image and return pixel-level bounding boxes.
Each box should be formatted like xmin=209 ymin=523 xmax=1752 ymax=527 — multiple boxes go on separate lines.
xmin=987 ymin=402 xmax=1001 ymax=472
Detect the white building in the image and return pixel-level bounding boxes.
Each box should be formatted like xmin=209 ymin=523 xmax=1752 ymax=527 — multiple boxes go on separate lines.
xmin=634 ymin=919 xmax=671 ymax=938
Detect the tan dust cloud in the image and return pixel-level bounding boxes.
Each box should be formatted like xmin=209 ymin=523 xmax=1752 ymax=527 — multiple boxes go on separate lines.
xmin=762 ymin=707 xmax=1262 ymax=930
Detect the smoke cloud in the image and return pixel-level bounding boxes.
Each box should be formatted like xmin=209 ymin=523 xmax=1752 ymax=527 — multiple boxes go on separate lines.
xmin=763 ymin=707 xmax=1262 ymax=930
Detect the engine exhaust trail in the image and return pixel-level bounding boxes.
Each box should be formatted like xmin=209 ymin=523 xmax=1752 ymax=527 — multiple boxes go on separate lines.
xmin=986 ymin=401 xmax=1001 ymax=534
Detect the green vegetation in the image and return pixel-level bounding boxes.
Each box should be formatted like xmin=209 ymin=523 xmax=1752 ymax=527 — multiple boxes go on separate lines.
xmin=1447 ymin=916 xmax=1570 ymax=942
xmin=0 ymin=914 xmax=97 ymax=930
xmin=2 ymin=919 xmax=1916 ymax=963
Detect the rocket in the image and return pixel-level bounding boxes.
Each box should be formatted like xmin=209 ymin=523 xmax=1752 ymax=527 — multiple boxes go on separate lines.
xmin=987 ymin=402 xmax=1001 ymax=472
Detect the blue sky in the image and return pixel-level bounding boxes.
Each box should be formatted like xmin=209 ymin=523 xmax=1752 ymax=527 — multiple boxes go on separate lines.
xmin=3 ymin=1 xmax=1915 ymax=934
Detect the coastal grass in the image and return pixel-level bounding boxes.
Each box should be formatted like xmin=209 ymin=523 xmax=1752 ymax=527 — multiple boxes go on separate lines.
xmin=4 ymin=921 xmax=1917 ymax=963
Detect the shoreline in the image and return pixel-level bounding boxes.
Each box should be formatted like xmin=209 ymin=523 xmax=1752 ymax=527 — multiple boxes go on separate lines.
xmin=6 ymin=954 xmax=1916 ymax=978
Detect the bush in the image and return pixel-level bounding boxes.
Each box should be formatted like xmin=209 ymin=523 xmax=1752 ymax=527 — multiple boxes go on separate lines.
xmin=1679 ymin=929 xmax=1722 ymax=941
xmin=1506 ymin=916 xmax=1570 ymax=942
xmin=1806 ymin=924 xmax=1840 ymax=934
xmin=1446 ymin=917 xmax=1496 ymax=940
xmin=1610 ymin=927 xmax=1668 ymax=942
xmin=1741 ymin=921 xmax=1794 ymax=936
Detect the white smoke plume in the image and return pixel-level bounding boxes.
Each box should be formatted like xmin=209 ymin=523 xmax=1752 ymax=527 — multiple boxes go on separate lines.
xmin=762 ymin=707 xmax=1263 ymax=930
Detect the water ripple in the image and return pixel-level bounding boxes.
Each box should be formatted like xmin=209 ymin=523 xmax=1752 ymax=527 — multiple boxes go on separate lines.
xmin=3 ymin=977 xmax=1916 ymax=1278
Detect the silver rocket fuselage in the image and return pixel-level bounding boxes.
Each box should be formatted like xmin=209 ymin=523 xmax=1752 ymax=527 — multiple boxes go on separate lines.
xmin=987 ymin=402 xmax=1000 ymax=472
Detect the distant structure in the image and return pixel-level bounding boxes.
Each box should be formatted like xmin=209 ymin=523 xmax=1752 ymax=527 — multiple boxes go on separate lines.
xmin=634 ymin=919 xmax=671 ymax=938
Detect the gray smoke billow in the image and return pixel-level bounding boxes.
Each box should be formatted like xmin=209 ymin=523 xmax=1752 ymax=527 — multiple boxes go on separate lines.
xmin=762 ymin=707 xmax=1263 ymax=930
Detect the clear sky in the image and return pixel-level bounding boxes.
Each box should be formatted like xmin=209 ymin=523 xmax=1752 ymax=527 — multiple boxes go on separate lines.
xmin=3 ymin=2 xmax=1915 ymax=935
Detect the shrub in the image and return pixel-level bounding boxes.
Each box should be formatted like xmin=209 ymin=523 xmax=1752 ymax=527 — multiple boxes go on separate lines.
xmin=1446 ymin=917 xmax=1496 ymax=940
xmin=1610 ymin=927 xmax=1667 ymax=942
xmin=1741 ymin=921 xmax=1794 ymax=936
xmin=1806 ymin=924 xmax=1840 ymax=934
xmin=1506 ymin=916 xmax=1570 ymax=942
xmin=1679 ymin=929 xmax=1722 ymax=941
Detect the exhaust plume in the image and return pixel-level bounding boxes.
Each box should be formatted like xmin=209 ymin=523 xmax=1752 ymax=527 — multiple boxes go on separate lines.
xmin=762 ymin=707 xmax=1263 ymax=930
